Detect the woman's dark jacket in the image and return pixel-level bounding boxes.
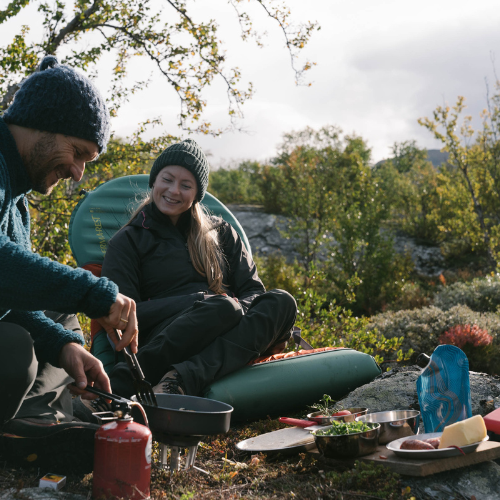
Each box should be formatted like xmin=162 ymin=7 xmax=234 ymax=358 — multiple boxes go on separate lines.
xmin=101 ymin=202 xmax=266 ymax=338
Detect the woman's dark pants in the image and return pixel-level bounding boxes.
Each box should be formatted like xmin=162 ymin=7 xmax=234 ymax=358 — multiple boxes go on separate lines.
xmin=110 ymin=289 xmax=297 ymax=397
xmin=0 ymin=312 xmax=81 ymax=425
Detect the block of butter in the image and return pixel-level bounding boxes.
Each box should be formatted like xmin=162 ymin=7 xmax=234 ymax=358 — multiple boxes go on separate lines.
xmin=438 ymin=415 xmax=487 ymax=449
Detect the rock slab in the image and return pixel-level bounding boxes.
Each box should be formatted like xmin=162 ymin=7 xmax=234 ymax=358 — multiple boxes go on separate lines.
xmin=338 ymin=366 xmax=500 ymax=499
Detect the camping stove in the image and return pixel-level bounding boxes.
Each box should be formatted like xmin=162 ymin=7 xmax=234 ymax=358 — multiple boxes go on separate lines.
xmin=132 ymin=393 xmax=233 ymax=473
xmin=154 ymin=432 xmax=205 ymax=473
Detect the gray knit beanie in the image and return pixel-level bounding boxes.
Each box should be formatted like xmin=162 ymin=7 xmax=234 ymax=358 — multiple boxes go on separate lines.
xmin=3 ymin=55 xmax=110 ymax=153
xmin=149 ymin=139 xmax=209 ymax=201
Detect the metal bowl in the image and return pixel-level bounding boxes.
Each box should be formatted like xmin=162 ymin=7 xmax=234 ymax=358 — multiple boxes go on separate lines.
xmin=307 ymin=407 xmax=369 ymax=425
xmin=312 ymin=423 xmax=381 ymax=458
xmin=356 ymin=410 xmax=420 ymax=445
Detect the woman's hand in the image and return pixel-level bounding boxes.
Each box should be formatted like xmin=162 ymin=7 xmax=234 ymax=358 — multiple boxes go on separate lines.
xmin=96 ymin=293 xmax=139 ymax=353
xmin=221 ymin=292 xmax=239 ymax=304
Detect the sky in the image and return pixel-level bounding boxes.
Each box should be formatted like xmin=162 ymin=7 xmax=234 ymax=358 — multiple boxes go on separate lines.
xmin=1 ymin=0 xmax=500 ymax=167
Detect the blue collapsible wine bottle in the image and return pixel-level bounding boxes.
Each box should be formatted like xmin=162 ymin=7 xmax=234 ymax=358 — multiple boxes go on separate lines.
xmin=416 ymin=344 xmax=472 ymax=433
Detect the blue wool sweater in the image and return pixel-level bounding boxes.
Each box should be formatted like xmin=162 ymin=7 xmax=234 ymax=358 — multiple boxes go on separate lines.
xmin=0 ymin=117 xmax=118 ymax=366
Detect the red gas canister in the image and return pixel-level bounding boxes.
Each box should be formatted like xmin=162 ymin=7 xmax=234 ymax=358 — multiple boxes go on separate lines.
xmin=93 ymin=414 xmax=152 ymax=500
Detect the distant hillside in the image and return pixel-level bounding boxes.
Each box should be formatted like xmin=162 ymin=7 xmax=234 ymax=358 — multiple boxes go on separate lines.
xmin=376 ymin=149 xmax=449 ymax=169
xmin=426 ymin=149 xmax=449 ymax=167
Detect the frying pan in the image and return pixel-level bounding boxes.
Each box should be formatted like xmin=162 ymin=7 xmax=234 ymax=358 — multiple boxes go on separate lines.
xmin=85 ymin=386 xmax=233 ymax=436
xmin=133 ymin=393 xmax=233 ymax=436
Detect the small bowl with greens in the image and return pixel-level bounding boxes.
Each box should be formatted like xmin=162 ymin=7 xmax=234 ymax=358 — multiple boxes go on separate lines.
xmin=312 ymin=421 xmax=381 ymax=458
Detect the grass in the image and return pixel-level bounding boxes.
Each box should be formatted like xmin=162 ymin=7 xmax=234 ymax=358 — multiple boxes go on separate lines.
xmin=0 ymin=418 xmax=413 ymax=500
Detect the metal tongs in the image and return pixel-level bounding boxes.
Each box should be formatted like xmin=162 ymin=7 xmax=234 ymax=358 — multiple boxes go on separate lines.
xmin=84 ymin=385 xmax=150 ymax=427
xmin=114 ymin=328 xmax=158 ymax=407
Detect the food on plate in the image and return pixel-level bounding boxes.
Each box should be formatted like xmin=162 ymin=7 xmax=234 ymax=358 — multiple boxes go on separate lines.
xmin=332 ymin=410 xmax=351 ymax=416
xmin=313 ymin=421 xmax=376 ymax=436
xmin=424 ymin=437 xmax=441 ymax=449
xmin=400 ymin=439 xmax=435 ymax=450
xmin=438 ymin=415 xmax=487 ymax=449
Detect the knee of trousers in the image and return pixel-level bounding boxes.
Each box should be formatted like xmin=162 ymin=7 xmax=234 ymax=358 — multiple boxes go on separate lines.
xmin=207 ymin=294 xmax=243 ymax=325
xmin=265 ymin=289 xmax=297 ymax=317
xmin=0 ymin=323 xmax=38 ymax=385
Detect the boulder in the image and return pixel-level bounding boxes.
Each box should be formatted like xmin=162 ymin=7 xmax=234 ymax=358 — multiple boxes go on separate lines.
xmin=228 ymin=205 xmax=446 ymax=276
xmin=338 ymin=366 xmax=500 ymax=499
xmin=402 ymin=462 xmax=500 ymax=500
xmin=338 ymin=365 xmax=500 ymax=417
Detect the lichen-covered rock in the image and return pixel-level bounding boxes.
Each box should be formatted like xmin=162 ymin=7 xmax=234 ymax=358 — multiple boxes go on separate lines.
xmin=337 ymin=366 xmax=500 ymax=417
xmin=339 ymin=366 xmax=421 ymax=413
xmin=402 ymin=461 xmax=500 ymax=500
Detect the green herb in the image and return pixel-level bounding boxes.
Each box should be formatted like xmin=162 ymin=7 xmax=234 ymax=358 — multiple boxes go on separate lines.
xmin=309 ymin=394 xmax=345 ymax=417
xmin=313 ymin=421 xmax=377 ymax=436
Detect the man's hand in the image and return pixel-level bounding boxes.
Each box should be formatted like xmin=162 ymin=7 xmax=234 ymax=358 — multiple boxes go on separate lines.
xmin=96 ymin=293 xmax=139 ymax=353
xmin=59 ymin=342 xmax=111 ymax=399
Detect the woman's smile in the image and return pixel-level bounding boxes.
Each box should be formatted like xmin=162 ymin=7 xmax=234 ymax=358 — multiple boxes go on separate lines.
xmin=153 ymin=165 xmax=198 ymax=225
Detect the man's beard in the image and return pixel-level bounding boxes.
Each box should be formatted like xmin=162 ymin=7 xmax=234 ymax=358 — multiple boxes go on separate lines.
xmin=23 ymin=133 xmax=60 ymax=195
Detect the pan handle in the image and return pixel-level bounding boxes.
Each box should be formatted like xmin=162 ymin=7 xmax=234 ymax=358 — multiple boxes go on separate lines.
xmin=279 ymin=417 xmax=315 ymax=428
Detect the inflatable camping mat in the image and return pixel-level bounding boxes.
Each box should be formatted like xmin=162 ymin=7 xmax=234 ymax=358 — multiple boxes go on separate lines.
xmin=68 ymin=174 xmax=251 ymax=267
xmin=203 ymin=348 xmax=381 ymax=421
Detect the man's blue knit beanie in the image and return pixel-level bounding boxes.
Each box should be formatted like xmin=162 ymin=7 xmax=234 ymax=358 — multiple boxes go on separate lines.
xmin=3 ymin=55 xmax=110 ymax=153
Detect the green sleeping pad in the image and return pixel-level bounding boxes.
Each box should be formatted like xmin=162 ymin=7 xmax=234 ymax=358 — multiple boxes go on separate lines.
xmin=203 ymin=349 xmax=381 ymax=421
xmin=69 ymin=174 xmax=251 ymax=266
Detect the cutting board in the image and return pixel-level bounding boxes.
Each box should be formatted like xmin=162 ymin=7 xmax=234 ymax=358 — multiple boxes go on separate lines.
xmin=358 ymin=441 xmax=500 ymax=477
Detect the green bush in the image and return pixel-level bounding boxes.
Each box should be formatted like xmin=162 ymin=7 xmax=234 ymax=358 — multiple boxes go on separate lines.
xmin=433 ymin=274 xmax=500 ymax=312
xmin=255 ymin=254 xmax=412 ymax=366
xmin=208 ymin=161 xmax=264 ymax=206
xmin=385 ymin=282 xmax=433 ymax=312
xmin=252 ymin=253 xmax=306 ymax=298
xmin=368 ymin=304 xmax=500 ymax=356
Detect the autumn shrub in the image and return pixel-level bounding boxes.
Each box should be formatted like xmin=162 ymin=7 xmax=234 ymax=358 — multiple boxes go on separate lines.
xmin=368 ymin=305 xmax=500 ymax=359
xmin=432 ymin=274 xmax=500 ymax=312
xmin=438 ymin=324 xmax=500 ymax=375
xmin=438 ymin=324 xmax=493 ymax=348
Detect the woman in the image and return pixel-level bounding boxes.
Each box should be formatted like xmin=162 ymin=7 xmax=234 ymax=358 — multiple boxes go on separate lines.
xmin=102 ymin=139 xmax=297 ymax=398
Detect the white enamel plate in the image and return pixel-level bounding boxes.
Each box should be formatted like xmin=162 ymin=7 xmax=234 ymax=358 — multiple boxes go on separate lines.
xmin=387 ymin=432 xmax=489 ymax=459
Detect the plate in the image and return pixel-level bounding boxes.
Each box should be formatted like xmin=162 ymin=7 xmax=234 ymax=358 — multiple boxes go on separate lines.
xmin=236 ymin=427 xmax=317 ymax=456
xmin=387 ymin=432 xmax=489 ymax=459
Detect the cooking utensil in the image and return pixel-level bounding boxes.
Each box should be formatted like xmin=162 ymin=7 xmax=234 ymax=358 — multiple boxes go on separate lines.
xmin=312 ymin=422 xmax=381 ymax=458
xmin=113 ymin=329 xmax=158 ymax=407
xmin=278 ymin=417 xmax=325 ymax=432
xmin=356 ymin=410 xmax=420 ymax=444
xmin=132 ymin=393 xmax=233 ymax=436
xmin=307 ymin=407 xmax=369 ymax=424
xmin=236 ymin=427 xmax=317 ymax=455
xmin=387 ymin=432 xmax=489 ymax=459
xmin=85 ymin=386 xmax=232 ymax=437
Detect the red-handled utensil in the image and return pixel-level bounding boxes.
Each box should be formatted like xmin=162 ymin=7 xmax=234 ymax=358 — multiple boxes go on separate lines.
xmin=279 ymin=417 xmax=327 ymax=434
xmin=279 ymin=417 xmax=317 ymax=428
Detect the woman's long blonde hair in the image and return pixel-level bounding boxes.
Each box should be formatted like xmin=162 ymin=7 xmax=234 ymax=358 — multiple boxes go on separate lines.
xmin=127 ymin=194 xmax=226 ymax=294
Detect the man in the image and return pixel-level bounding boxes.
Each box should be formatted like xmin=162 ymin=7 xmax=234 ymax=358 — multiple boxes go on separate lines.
xmin=0 ymin=55 xmax=138 ymax=472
